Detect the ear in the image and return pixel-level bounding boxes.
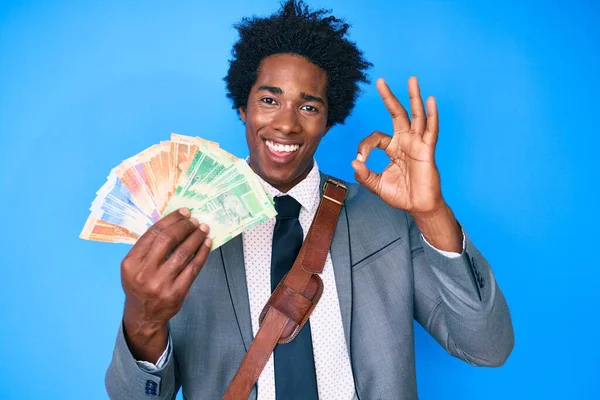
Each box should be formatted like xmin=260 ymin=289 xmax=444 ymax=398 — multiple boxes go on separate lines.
xmin=239 ymin=106 xmax=247 ymax=123
xmin=323 ymin=124 xmax=332 ymax=137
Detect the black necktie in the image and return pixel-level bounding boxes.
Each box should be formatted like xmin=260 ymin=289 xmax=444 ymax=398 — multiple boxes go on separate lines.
xmin=271 ymin=195 xmax=319 ymax=399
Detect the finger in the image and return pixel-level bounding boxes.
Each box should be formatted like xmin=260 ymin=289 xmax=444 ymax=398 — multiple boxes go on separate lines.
xmin=351 ymin=159 xmax=381 ymax=195
xmin=173 ymin=236 xmax=212 ymax=296
xmin=423 ymin=96 xmax=439 ymax=146
xmin=408 ymin=77 xmax=426 ymax=135
xmin=357 ymin=131 xmax=392 ymax=161
xmin=159 ymin=223 xmax=210 ymax=278
xmin=144 ymin=216 xmax=201 ymax=265
xmin=128 ymin=208 xmax=191 ymax=259
xmin=376 ymin=78 xmax=410 ymax=133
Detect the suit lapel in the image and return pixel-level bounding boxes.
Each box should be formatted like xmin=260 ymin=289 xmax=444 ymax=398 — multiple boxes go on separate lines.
xmin=220 ymin=235 xmax=254 ymax=351
xmin=320 ymin=173 xmax=353 ymax=355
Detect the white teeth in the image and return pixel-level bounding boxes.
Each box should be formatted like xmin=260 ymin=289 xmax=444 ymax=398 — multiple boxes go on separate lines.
xmin=265 ymin=140 xmax=299 ymax=153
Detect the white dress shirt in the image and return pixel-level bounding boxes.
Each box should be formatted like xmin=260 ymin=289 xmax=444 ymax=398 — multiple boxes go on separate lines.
xmin=138 ymin=160 xmax=464 ymax=400
xmin=243 ymin=161 xmax=356 ymax=399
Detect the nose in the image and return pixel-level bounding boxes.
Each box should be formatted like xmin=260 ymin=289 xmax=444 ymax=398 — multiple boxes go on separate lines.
xmin=271 ymin=106 xmax=301 ymax=135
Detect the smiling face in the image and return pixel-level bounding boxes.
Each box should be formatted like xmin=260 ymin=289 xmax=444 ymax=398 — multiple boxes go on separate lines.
xmin=239 ymin=54 xmax=330 ymax=193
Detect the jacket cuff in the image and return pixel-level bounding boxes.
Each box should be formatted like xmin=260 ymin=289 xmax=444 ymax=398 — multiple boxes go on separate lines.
xmin=420 ymin=229 xmax=466 ymax=259
xmin=420 ymin=229 xmax=492 ymax=306
xmin=136 ymin=336 xmax=172 ymax=372
xmin=106 ymin=321 xmax=176 ymax=398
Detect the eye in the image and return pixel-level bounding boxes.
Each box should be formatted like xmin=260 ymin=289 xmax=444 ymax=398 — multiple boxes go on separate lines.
xmin=260 ymin=97 xmax=277 ymax=105
xmin=301 ymin=105 xmax=318 ymax=113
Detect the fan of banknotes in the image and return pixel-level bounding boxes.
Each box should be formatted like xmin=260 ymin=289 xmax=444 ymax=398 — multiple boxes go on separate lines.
xmin=79 ymin=133 xmax=277 ymax=250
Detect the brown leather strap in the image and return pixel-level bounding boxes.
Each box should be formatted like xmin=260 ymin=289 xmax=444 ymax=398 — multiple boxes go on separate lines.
xmin=222 ymin=177 xmax=347 ymax=400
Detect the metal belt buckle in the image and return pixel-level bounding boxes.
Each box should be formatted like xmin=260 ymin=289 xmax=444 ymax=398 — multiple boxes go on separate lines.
xmin=323 ymin=177 xmax=347 ymax=205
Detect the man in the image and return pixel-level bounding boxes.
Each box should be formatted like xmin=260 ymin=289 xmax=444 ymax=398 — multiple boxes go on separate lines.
xmin=105 ymin=1 xmax=514 ymax=399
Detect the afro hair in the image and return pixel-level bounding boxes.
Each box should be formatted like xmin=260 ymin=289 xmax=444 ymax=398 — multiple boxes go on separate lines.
xmin=224 ymin=0 xmax=373 ymax=126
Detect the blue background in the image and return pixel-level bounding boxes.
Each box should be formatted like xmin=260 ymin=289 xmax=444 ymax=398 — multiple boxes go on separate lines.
xmin=1 ymin=0 xmax=598 ymax=399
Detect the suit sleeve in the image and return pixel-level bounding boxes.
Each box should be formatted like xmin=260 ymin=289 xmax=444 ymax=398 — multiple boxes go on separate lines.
xmin=105 ymin=322 xmax=180 ymax=399
xmin=409 ymin=213 xmax=515 ymax=366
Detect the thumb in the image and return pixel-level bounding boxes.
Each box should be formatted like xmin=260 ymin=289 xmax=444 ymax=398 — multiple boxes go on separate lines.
xmin=351 ymin=159 xmax=380 ymax=194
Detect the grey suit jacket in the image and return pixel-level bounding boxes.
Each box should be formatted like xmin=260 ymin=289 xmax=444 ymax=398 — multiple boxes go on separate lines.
xmin=106 ymin=174 xmax=514 ymax=400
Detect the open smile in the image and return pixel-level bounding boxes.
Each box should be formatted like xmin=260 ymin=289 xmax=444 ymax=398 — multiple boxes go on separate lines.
xmin=264 ymin=139 xmax=301 ymax=153
xmin=263 ymin=138 xmax=302 ymax=163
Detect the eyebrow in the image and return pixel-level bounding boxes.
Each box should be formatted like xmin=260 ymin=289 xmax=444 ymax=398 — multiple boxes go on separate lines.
xmin=257 ymin=85 xmax=325 ymax=105
xmin=300 ymin=92 xmax=325 ymax=105
xmin=257 ymin=85 xmax=282 ymax=94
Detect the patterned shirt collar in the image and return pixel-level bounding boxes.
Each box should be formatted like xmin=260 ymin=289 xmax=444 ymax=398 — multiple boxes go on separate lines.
xmin=254 ymin=160 xmax=321 ymax=214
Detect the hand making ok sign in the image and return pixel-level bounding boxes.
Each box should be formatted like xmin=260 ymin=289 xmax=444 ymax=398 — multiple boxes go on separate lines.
xmin=352 ymin=77 xmax=446 ymax=217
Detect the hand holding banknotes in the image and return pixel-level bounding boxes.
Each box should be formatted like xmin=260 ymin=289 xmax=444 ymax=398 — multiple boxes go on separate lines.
xmin=80 ymin=133 xmax=279 ymax=361
xmin=121 ymin=208 xmax=212 ymax=363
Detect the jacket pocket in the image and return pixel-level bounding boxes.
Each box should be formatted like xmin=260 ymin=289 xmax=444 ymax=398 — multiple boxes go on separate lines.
xmin=351 ymin=236 xmax=404 ymax=271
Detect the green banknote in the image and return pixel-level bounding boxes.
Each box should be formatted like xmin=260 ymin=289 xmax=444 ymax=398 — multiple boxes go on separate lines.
xmin=164 ymin=144 xmax=232 ymax=214
xmin=185 ymin=166 xmax=276 ymax=249
xmin=163 ymin=147 xmax=276 ymax=250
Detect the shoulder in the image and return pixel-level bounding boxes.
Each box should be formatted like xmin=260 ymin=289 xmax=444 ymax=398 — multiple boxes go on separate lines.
xmin=345 ymin=182 xmax=408 ymax=231
xmin=321 ymin=172 xmax=409 ymax=236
